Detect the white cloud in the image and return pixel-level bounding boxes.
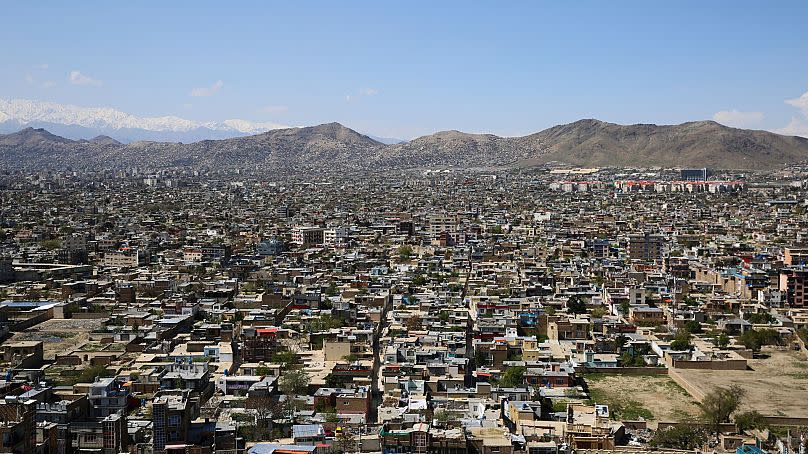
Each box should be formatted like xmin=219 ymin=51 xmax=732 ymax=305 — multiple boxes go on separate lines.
xmin=772 ymin=90 xmax=808 ymax=138
xmin=35 ymin=63 xmax=49 ymax=70
xmin=190 ymin=80 xmax=224 ymax=97
xmin=346 ymin=87 xmax=380 ymax=102
xmin=69 ymin=70 xmax=101 ymax=86
xmin=774 ymin=117 xmax=808 ymax=138
xmin=25 ymin=74 xmax=34 ymax=84
xmin=712 ymin=110 xmax=764 ymax=128
xmin=785 ymin=91 xmax=808 ymax=116
xmin=260 ymin=105 xmax=288 ymax=115
xmin=41 ymin=81 xmax=55 ymax=89
xmin=0 ymin=98 xmax=288 ymax=134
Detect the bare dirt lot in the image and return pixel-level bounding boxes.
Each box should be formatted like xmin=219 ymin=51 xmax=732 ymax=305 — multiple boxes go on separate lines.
xmin=674 ymin=349 xmax=808 ymax=418
xmin=585 ymin=373 xmax=700 ymax=423
xmin=11 ymin=318 xmax=105 ymax=360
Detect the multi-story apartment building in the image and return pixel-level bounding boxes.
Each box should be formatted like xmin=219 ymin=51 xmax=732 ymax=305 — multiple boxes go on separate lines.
xmin=0 ymin=397 xmax=36 ymax=454
xmin=628 ymin=233 xmax=664 ymax=261
xmin=102 ymin=248 xmax=148 ymax=268
xmin=428 ymin=213 xmax=459 ymax=237
xmin=152 ymin=390 xmax=199 ymax=452
xmin=785 ymin=247 xmax=808 ymax=266
xmin=69 ymin=413 xmax=127 ymax=454
xmin=324 ymin=226 xmax=351 ymax=246
xmin=242 ymin=327 xmax=281 ymax=362
xmin=680 ymin=168 xmax=708 ymax=181
xmin=88 ymin=378 xmax=129 ymax=418
xmin=291 ymin=226 xmax=325 ymax=246
xmin=780 ymin=267 xmax=808 ymax=307
xmin=182 ymin=244 xmax=232 ymax=263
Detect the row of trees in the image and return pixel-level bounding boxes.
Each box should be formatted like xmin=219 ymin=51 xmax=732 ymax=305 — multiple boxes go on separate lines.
xmin=651 ymin=385 xmax=767 ymax=449
xmin=739 ymin=328 xmax=780 ymax=352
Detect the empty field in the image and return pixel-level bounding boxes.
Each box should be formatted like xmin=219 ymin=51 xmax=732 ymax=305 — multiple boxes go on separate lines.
xmin=585 ymin=373 xmax=700 ymax=423
xmin=674 ymin=349 xmax=808 ymax=418
xmin=11 ymin=318 xmax=105 ymax=360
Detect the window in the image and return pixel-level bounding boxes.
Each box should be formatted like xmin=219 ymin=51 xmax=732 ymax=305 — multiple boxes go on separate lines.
xmin=168 ymin=415 xmax=180 ymax=427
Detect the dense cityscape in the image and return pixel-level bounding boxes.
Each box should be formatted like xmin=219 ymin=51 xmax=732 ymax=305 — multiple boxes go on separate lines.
xmin=0 ymin=164 xmax=807 ymax=454
xmin=4 ymin=3 xmax=808 ymax=453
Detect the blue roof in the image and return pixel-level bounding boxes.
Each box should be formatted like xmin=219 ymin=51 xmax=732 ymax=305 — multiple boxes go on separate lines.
xmin=737 ymin=446 xmax=763 ymax=454
xmin=0 ymin=300 xmax=60 ymax=308
xmin=292 ymin=424 xmax=324 ymax=439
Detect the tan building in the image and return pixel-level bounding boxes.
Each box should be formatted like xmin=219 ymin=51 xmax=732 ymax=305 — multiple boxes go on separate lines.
xmin=565 ymin=403 xmax=619 ymax=450
xmin=628 ymin=306 xmax=665 ymax=325
xmin=103 ymin=248 xmax=147 ymax=268
xmin=2 ymin=341 xmax=43 ymax=365
xmin=548 ymin=318 xmax=590 ymax=340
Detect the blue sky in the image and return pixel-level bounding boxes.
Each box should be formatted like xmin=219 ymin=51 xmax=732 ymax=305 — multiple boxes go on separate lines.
xmin=2 ymin=1 xmax=808 ymax=139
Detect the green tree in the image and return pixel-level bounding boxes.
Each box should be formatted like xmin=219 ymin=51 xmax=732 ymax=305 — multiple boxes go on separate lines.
xmin=739 ymin=328 xmax=780 ymax=352
xmin=271 ymin=350 xmax=297 ymax=368
xmin=433 ymin=409 xmax=451 ymax=425
xmin=71 ymin=364 xmax=113 ymax=385
xmin=279 ymin=369 xmax=310 ymax=396
xmin=336 ymin=427 xmax=356 ymax=453
xmin=699 ymin=384 xmax=745 ymax=433
xmin=325 ymin=373 xmax=350 ymax=388
xmin=650 ymin=425 xmax=706 ymax=450
xmin=499 ymin=366 xmax=526 ymax=388
xmin=684 ymin=320 xmax=703 ymax=334
xmin=714 ymin=332 xmax=730 ymax=349
xmin=398 ymin=245 xmax=413 ymax=260
xmin=325 ymin=282 xmax=339 ymax=297
xmin=309 ymin=314 xmax=345 ymax=332
xmin=323 ymin=409 xmax=339 ymax=423
xmin=590 ymin=307 xmax=607 ymax=318
xmin=40 ymin=239 xmax=61 ymax=251
xmin=613 ymin=334 xmax=628 ymax=353
xmin=734 ymin=410 xmax=767 ymax=432
xmin=343 ymin=353 xmax=359 ymax=362
xmin=745 ymin=312 xmax=774 ymax=325
xmin=474 ymin=348 xmax=489 ymax=367
xmin=670 ymin=330 xmax=693 ymax=351
xmin=567 ymin=296 xmax=587 ymax=314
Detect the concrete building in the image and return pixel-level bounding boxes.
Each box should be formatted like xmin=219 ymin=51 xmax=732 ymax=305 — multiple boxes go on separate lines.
xmin=780 ymin=267 xmax=808 ymax=307
xmin=628 ymin=233 xmax=664 ymax=261
xmin=291 ymin=226 xmax=325 ymax=246
xmin=102 ymin=248 xmax=147 ymax=268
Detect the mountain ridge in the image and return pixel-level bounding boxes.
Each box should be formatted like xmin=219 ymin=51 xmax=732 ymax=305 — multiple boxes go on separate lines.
xmin=2 ymin=119 xmax=808 ymax=172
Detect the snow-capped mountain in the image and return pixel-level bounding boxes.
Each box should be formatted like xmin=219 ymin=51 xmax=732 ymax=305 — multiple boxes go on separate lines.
xmin=0 ymin=98 xmax=289 ymax=143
